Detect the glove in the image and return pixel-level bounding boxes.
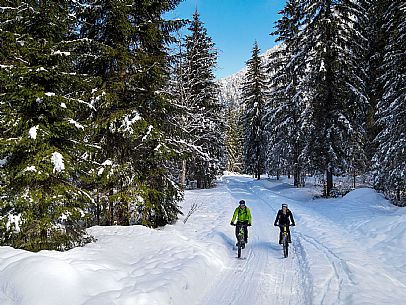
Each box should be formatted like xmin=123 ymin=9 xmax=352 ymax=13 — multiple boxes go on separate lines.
xmin=274 ymin=223 xmax=278 ymax=226
xmin=248 ymin=224 xmax=252 ymax=226
xmin=291 ymin=223 xmax=296 ymax=226
xmin=230 ymin=222 xmax=234 ymax=226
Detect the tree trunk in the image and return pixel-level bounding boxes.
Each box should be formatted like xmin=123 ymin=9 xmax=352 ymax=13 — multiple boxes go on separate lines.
xmin=257 ymin=161 xmax=261 ymax=180
xmin=180 ymin=160 xmax=186 ymax=188
xmin=109 ymin=190 xmax=114 ymax=225
xmin=353 ymin=168 xmax=356 ymax=189
xmin=326 ymin=168 xmax=333 ymax=197
xmin=256 ymin=141 xmax=261 ymax=180
xmin=294 ymin=170 xmax=299 ymax=187
xmin=96 ymin=194 xmax=100 ymax=226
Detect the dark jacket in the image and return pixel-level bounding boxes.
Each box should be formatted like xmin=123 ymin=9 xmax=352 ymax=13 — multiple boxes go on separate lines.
xmin=274 ymin=209 xmax=295 ymax=226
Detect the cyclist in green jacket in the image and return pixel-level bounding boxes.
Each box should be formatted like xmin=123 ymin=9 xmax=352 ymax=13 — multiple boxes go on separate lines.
xmin=230 ymin=200 xmax=252 ymax=244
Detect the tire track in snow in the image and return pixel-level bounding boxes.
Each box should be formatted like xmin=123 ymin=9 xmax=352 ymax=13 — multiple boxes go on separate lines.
xmin=251 ymin=182 xmax=354 ymax=304
xmin=249 ymin=178 xmax=406 ymax=305
xmin=196 ymin=176 xmax=308 ymax=305
xmin=246 ymin=182 xmax=313 ymax=305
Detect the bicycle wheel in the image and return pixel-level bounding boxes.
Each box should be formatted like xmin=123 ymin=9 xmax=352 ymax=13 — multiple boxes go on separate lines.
xmin=282 ymin=236 xmax=288 ymax=258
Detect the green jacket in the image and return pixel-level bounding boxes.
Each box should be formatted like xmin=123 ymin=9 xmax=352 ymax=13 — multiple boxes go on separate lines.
xmin=231 ymin=206 xmax=252 ymax=224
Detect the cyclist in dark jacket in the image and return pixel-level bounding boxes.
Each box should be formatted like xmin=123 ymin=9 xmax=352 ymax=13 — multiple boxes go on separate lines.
xmin=274 ymin=203 xmax=295 ymax=244
xmin=230 ymin=200 xmax=252 ymax=244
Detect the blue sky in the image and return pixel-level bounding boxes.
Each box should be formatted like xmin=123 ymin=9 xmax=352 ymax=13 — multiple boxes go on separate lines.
xmin=167 ymin=0 xmax=285 ymax=79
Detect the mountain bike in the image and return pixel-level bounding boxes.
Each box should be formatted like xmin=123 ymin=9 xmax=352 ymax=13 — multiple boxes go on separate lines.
xmin=232 ymin=223 xmax=248 ymax=258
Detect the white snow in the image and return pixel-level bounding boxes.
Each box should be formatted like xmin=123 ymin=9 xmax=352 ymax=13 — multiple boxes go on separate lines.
xmin=51 ymin=152 xmax=65 ymax=173
xmin=0 ymin=64 xmax=13 ymax=69
xmin=45 ymin=92 xmax=55 ymax=97
xmin=101 ymin=160 xmax=113 ymax=166
xmin=52 ymin=50 xmax=71 ymax=56
xmin=6 ymin=214 xmax=21 ymax=232
xmin=61 ymin=103 xmax=67 ymax=108
xmin=142 ymin=125 xmax=153 ymax=141
xmin=23 ymin=166 xmax=37 ymax=173
xmin=1 ymin=174 xmax=406 ymax=305
xmin=28 ymin=126 xmax=38 ymax=139
xmin=119 ymin=112 xmax=142 ymax=135
xmin=68 ymin=119 xmax=84 ymax=130
xmin=98 ymin=160 xmax=113 ymax=176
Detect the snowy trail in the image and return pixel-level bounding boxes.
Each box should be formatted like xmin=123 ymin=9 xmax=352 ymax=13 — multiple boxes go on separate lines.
xmin=196 ymin=176 xmax=406 ymax=305
xmin=197 ymin=177 xmax=309 ymax=305
xmin=1 ymin=174 xmax=406 ymax=305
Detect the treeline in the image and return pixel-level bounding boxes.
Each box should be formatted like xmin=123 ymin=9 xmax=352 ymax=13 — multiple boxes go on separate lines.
xmin=0 ymin=1 xmax=223 ymax=251
xmin=229 ymin=0 xmax=405 ymax=204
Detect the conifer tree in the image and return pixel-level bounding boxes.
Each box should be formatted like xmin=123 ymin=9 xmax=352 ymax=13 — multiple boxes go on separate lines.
xmin=75 ymin=0 xmax=184 ymax=226
xmin=298 ymin=0 xmax=369 ymax=196
xmin=0 ymin=1 xmax=96 ymax=250
xmin=267 ymin=0 xmax=305 ymax=185
xmin=225 ymin=106 xmax=244 ymax=173
xmin=241 ymin=42 xmax=267 ymax=179
xmin=373 ymin=0 xmax=406 ymax=205
xmin=182 ymin=11 xmax=225 ymax=188
xmin=364 ymin=0 xmax=392 ymax=164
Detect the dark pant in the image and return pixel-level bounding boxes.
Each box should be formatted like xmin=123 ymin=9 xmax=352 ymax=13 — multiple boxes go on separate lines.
xmin=236 ymin=221 xmax=248 ymax=242
xmin=279 ymin=226 xmax=291 ymax=243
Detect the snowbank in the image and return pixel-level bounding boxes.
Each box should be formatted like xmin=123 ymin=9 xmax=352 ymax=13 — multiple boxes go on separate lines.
xmin=1 ymin=175 xmax=406 ymax=305
xmin=0 ymin=186 xmax=235 ymax=305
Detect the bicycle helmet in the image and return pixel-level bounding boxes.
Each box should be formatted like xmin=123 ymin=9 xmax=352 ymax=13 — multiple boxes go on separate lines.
xmin=239 ymin=200 xmax=246 ymax=206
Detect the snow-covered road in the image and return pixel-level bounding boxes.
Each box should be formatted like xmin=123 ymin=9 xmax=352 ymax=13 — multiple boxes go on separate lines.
xmin=196 ymin=176 xmax=309 ymax=305
xmin=195 ymin=175 xmax=406 ymax=305
xmin=1 ymin=174 xmax=406 ymax=305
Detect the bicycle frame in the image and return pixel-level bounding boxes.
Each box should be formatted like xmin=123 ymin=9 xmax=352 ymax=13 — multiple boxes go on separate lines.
xmin=236 ymin=223 xmax=247 ymax=258
xmin=280 ymin=224 xmax=289 ymax=258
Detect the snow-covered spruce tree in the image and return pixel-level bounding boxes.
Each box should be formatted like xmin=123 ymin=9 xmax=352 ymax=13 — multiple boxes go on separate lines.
xmin=364 ymin=0 xmax=392 ymax=165
xmin=75 ymin=0 xmax=184 ymax=226
xmin=373 ymin=0 xmax=406 ymax=205
xmin=225 ymin=105 xmax=244 ymax=173
xmin=298 ymin=0 xmax=369 ymax=196
xmin=0 ymin=1 xmax=97 ymax=251
xmin=241 ymin=42 xmax=268 ymax=180
xmin=267 ymin=0 xmax=306 ymax=185
xmin=182 ymin=11 xmax=225 ymax=189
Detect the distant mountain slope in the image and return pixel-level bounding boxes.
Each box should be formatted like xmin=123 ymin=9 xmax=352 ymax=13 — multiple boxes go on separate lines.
xmin=217 ymin=45 xmax=281 ymax=108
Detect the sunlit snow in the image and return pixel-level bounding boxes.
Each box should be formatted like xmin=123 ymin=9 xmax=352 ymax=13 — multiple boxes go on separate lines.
xmin=28 ymin=126 xmax=38 ymax=139
xmin=1 ymin=175 xmax=405 ymax=305
xmin=51 ymin=152 xmax=65 ymax=173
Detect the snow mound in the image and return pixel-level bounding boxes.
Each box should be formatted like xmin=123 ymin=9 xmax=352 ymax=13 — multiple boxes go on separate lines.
xmin=342 ymin=187 xmax=384 ymax=203
xmin=0 ymin=186 xmax=235 ymax=305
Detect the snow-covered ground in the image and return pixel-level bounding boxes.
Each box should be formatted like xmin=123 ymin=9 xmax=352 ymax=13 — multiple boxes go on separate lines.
xmin=1 ymin=174 xmax=406 ymax=305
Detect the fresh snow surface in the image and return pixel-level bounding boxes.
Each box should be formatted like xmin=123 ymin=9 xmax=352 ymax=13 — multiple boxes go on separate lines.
xmin=28 ymin=126 xmax=38 ymax=139
xmin=68 ymin=119 xmax=84 ymax=130
xmin=51 ymin=152 xmax=65 ymax=173
xmin=1 ymin=174 xmax=406 ymax=305
xmin=52 ymin=51 xmax=71 ymax=56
